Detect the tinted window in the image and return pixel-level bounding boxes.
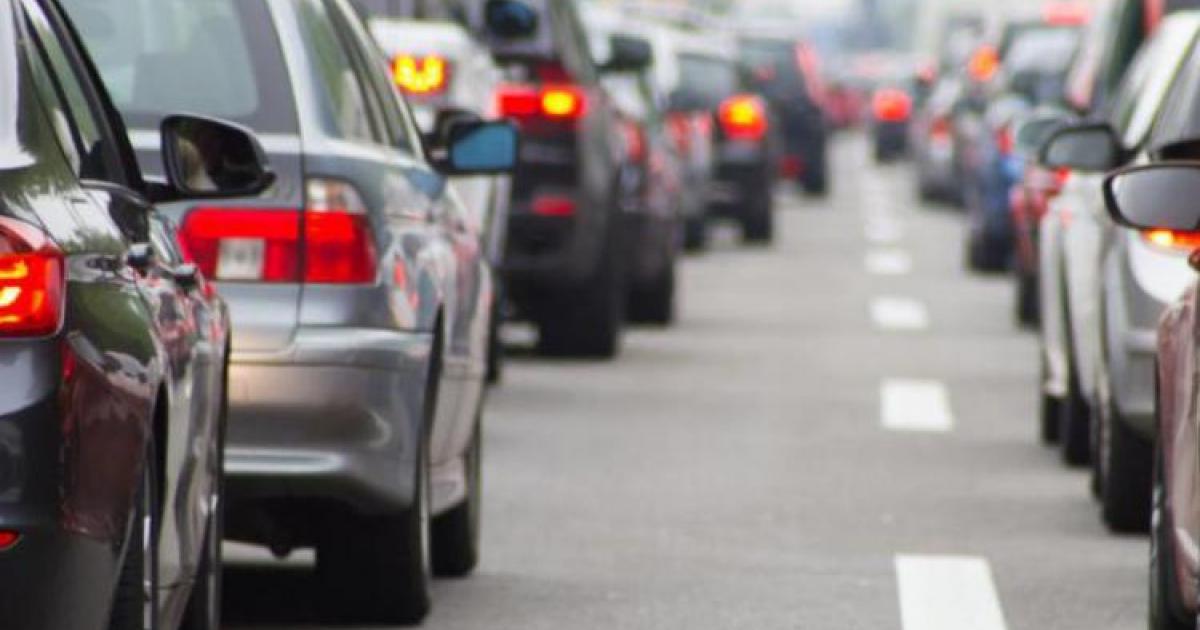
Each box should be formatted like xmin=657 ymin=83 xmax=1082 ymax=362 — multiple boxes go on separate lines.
xmin=60 ymin=0 xmax=297 ymax=133
xmin=296 ymin=0 xmax=382 ymax=144
xmin=1107 ymin=18 xmax=1198 ymax=148
xmin=677 ymin=54 xmax=737 ymax=109
xmin=1003 ymin=28 xmax=1079 ymax=76
xmin=1149 ymin=44 xmax=1200 ymax=149
xmin=739 ymin=40 xmax=806 ymax=92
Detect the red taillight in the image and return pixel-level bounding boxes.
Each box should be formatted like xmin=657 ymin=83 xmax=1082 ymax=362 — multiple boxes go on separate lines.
xmin=968 ymin=45 xmax=1000 ymax=83
xmin=666 ymin=113 xmax=692 ymax=153
xmin=0 ymin=530 xmax=19 ymax=550
xmin=718 ymin=94 xmax=768 ymax=142
xmin=1043 ymin=1 xmax=1089 ymax=25
xmin=1141 ymin=229 xmax=1200 ymax=252
xmin=531 ymin=195 xmax=576 ymax=217
xmin=179 ymin=180 xmax=377 ymax=285
xmin=620 ymin=120 xmax=646 ymax=163
xmin=496 ymin=84 xmax=587 ymax=122
xmin=929 ymin=117 xmax=951 ymax=140
xmin=872 ymin=88 xmax=912 ymax=123
xmin=392 ymin=54 xmax=450 ymax=96
xmin=996 ymin=125 xmax=1014 ymax=156
xmin=0 ymin=217 xmax=63 ymax=338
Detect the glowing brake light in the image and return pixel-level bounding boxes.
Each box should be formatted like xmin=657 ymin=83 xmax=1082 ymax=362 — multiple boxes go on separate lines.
xmin=718 ymin=94 xmax=768 ymax=142
xmin=1043 ymin=1 xmax=1090 ymax=26
xmin=496 ymin=84 xmax=587 ymax=122
xmin=1141 ymin=229 xmax=1200 ymax=252
xmin=929 ymin=117 xmax=952 ymax=140
xmin=392 ymin=54 xmax=450 ymax=95
xmin=968 ymin=45 xmax=1001 ymax=83
xmin=0 ymin=217 xmax=63 ymax=338
xmin=996 ymin=124 xmax=1014 ymax=156
xmin=872 ymin=88 xmax=912 ymax=123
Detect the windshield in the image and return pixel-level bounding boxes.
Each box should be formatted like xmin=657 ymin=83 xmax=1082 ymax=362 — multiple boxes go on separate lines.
xmin=59 ymin=0 xmax=297 ymax=133
xmin=1003 ymin=27 xmax=1081 ymax=75
xmin=676 ymin=53 xmax=737 ymax=109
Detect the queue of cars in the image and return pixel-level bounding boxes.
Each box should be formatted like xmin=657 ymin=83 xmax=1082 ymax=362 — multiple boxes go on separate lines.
xmin=904 ymin=2 xmax=1200 ymax=628
xmin=0 ymin=0 xmax=845 ymax=628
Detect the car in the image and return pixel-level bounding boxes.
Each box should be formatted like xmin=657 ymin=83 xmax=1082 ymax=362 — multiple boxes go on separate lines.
xmin=463 ymin=0 xmax=645 ymax=356
xmin=668 ymin=39 xmax=778 ymax=243
xmin=1038 ymin=12 xmax=1200 ymax=532
xmin=1036 ymin=2 xmax=1200 ymax=473
xmin=871 ymin=84 xmax=914 ymax=162
xmin=1099 ymin=162 xmax=1200 ymax=630
xmin=363 ymin=15 xmax=512 ymax=379
xmin=0 ymin=0 xmax=279 ymax=627
xmin=738 ymin=34 xmax=830 ymax=195
xmin=63 ymin=0 xmax=520 ymax=622
xmin=913 ymin=76 xmax=967 ymax=203
xmin=960 ymin=23 xmax=1083 ymax=273
xmin=580 ymin=7 xmax=682 ymax=324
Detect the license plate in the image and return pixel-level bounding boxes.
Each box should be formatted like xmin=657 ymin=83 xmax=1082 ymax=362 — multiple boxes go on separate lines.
xmin=216 ymin=238 xmax=265 ymax=281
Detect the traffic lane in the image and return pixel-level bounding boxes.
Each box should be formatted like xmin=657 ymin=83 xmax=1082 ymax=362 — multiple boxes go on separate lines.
xmin=222 ymin=136 xmax=1145 ymax=630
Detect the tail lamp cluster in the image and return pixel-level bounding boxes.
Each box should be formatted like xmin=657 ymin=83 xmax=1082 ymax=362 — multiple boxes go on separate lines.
xmin=179 ymin=179 xmax=378 ymax=285
xmin=717 ymin=94 xmax=768 ymax=142
xmin=0 ymin=217 xmax=64 ymax=338
xmin=495 ymin=84 xmax=587 ymax=122
xmin=392 ymin=54 xmax=450 ymax=96
xmin=872 ymin=88 xmax=912 ymax=123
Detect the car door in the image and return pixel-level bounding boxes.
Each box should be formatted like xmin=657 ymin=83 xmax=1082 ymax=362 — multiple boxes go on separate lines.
xmin=31 ymin=0 xmax=218 ymax=598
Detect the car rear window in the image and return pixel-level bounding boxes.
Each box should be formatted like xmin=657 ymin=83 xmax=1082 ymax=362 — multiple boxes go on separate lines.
xmin=677 ymin=54 xmax=738 ymax=109
xmin=59 ymin=0 xmax=297 ymax=133
xmin=1003 ymin=27 xmax=1081 ymax=76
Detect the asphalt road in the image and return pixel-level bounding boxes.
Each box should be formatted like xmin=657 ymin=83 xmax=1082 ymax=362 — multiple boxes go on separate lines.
xmin=223 ymin=134 xmax=1148 ymax=630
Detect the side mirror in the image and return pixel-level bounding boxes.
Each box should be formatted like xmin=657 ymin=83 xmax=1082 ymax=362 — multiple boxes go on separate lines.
xmin=1039 ymin=123 xmax=1126 ymax=172
xmin=1013 ymin=114 xmax=1068 ymax=159
xmin=602 ymin=34 xmax=653 ymax=73
xmin=1104 ymin=163 xmax=1200 ymax=233
xmin=424 ymin=106 xmax=483 ymax=148
xmin=484 ymin=0 xmax=538 ymax=39
xmin=158 ymin=115 xmax=274 ymax=202
xmin=434 ymin=120 xmax=519 ymax=176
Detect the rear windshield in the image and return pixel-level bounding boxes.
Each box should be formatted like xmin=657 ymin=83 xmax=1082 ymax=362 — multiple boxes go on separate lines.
xmin=1003 ymin=27 xmax=1080 ymax=76
xmin=677 ymin=54 xmax=738 ymax=108
xmin=59 ymin=0 xmax=297 ymax=133
xmin=739 ymin=39 xmax=808 ymax=98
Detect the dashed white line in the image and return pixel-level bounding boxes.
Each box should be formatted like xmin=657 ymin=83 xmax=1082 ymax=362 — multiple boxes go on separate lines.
xmin=881 ymin=379 xmax=953 ymax=432
xmin=871 ymin=297 xmax=929 ymax=331
xmin=895 ymin=555 xmax=1008 ymax=630
xmin=865 ymin=249 xmax=912 ymax=275
xmin=865 ymin=219 xmax=904 ymax=244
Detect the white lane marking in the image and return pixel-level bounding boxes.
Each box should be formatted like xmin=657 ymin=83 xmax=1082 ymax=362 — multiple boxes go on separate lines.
xmin=865 ymin=219 xmax=904 ymax=244
xmin=881 ymin=379 xmax=953 ymax=432
xmin=895 ymin=555 xmax=1008 ymax=630
xmin=865 ymin=249 xmax=912 ymax=275
xmin=871 ymin=297 xmax=929 ymax=331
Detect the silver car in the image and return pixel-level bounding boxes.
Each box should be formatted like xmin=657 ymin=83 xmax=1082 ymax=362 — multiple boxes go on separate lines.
xmin=66 ymin=0 xmax=520 ymax=622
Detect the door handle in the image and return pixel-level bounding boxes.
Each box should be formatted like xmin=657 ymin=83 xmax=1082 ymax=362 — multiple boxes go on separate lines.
xmin=126 ymin=243 xmax=155 ymax=273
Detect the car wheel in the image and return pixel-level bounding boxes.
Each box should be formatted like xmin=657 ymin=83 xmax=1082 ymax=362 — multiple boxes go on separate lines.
xmin=1059 ymin=356 xmax=1091 ymax=466
xmin=802 ymin=156 xmax=829 ymax=196
xmin=1098 ymin=390 xmax=1152 ymax=533
xmin=1015 ymin=271 xmax=1039 ymax=328
xmin=109 ymin=443 xmax=159 ymax=630
xmin=683 ymin=216 xmax=708 ymax=252
xmin=538 ymin=239 xmax=624 ymax=358
xmin=316 ymin=442 xmax=432 ymax=625
xmin=181 ymin=391 xmax=226 ymax=630
xmin=432 ymin=413 xmax=482 ymax=577
xmin=1038 ymin=356 xmax=1060 ymax=444
xmin=1151 ymin=444 xmax=1195 ymax=630
xmin=628 ymin=263 xmax=676 ymax=325
xmin=966 ymin=234 xmax=1007 ymax=273
xmin=742 ymin=186 xmax=774 ymax=244
xmin=486 ymin=290 xmax=504 ymax=385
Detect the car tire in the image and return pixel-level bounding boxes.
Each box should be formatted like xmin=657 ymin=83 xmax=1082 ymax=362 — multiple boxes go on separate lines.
xmin=316 ymin=448 xmax=432 ymax=624
xmin=683 ymin=216 xmax=708 ymax=252
xmin=1098 ymin=393 xmax=1152 ymax=533
xmin=628 ymin=263 xmax=676 ymax=325
xmin=538 ymin=240 xmax=624 ymax=358
xmin=109 ymin=443 xmax=159 ymax=630
xmin=1059 ymin=359 xmax=1091 ymax=466
xmin=1151 ymin=444 xmax=1195 ymax=630
xmin=742 ymin=186 xmax=774 ymax=244
xmin=966 ymin=234 xmax=1007 ymax=272
xmin=432 ymin=413 xmax=482 ymax=577
xmin=802 ymin=155 xmax=829 ymax=197
xmin=181 ymin=387 xmax=227 ymax=630
xmin=486 ymin=290 xmax=504 ymax=385
xmin=1015 ymin=271 xmax=1039 ymax=328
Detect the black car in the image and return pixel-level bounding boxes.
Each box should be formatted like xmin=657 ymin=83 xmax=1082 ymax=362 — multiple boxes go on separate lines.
xmin=670 ymin=45 xmax=778 ymax=243
xmin=739 ymin=34 xmax=829 ymax=195
xmin=0 ymin=0 xmax=275 ymax=628
xmin=468 ymin=0 xmax=644 ymax=357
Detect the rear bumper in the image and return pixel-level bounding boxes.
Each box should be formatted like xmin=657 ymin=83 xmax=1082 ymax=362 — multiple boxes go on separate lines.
xmin=225 ymin=327 xmax=433 ymax=515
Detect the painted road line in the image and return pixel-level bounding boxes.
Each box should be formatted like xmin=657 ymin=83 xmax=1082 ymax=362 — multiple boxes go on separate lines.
xmin=881 ymin=379 xmax=953 ymax=432
xmin=871 ymin=297 xmax=929 ymax=331
xmin=865 ymin=249 xmax=912 ymax=275
xmin=865 ymin=219 xmax=904 ymax=244
xmin=895 ymin=555 xmax=1008 ymax=630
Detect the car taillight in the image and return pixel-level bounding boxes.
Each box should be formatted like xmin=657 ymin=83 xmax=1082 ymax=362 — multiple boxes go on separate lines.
xmin=968 ymin=45 xmax=1000 ymax=83
xmin=496 ymin=84 xmax=587 ymax=122
xmin=996 ymin=124 xmax=1014 ymax=156
xmin=1141 ymin=229 xmax=1200 ymax=252
xmin=666 ymin=113 xmax=692 ymax=153
xmin=619 ymin=120 xmax=646 ymax=163
xmin=392 ymin=54 xmax=450 ymax=96
xmin=531 ymin=195 xmax=576 ymax=217
xmin=304 ymin=179 xmax=377 ymax=284
xmin=872 ymin=89 xmax=911 ymax=123
xmin=179 ymin=180 xmax=377 ymax=285
xmin=929 ymin=117 xmax=951 ymax=140
xmin=0 ymin=217 xmax=63 ymax=338
xmin=718 ymin=94 xmax=768 ymax=142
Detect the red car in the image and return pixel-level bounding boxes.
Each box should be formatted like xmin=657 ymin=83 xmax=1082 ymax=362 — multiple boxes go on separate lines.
xmin=1103 ymin=162 xmax=1200 ymax=630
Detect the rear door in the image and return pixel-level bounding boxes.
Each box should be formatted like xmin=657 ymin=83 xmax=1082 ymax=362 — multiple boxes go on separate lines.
xmin=62 ymin=0 xmax=306 ymax=354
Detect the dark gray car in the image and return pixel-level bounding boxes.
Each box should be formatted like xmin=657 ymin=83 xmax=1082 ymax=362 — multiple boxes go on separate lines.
xmin=62 ymin=0 xmax=518 ymax=623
